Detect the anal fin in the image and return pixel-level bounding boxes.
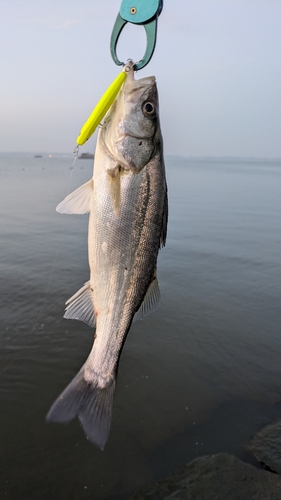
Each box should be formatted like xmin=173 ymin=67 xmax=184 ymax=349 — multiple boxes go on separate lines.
xmin=56 ymin=179 xmax=93 ymax=214
xmin=64 ymin=281 xmax=96 ymax=327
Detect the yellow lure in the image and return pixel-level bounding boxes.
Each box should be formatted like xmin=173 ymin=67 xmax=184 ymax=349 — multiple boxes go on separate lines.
xmin=76 ymin=70 xmax=127 ymax=146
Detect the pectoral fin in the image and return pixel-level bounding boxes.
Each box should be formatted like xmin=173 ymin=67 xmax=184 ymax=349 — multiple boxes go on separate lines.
xmin=64 ymin=281 xmax=96 ymax=327
xmin=107 ymin=166 xmax=121 ymax=217
xmin=56 ymin=179 xmax=93 ymax=214
xmin=134 ymin=273 xmax=160 ymax=322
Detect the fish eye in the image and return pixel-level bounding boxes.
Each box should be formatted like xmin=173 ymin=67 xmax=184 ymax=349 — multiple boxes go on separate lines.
xmin=143 ymin=102 xmax=155 ymax=115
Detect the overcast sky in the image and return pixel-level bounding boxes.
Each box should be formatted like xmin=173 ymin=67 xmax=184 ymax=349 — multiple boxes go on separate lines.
xmin=1 ymin=0 xmax=280 ymax=157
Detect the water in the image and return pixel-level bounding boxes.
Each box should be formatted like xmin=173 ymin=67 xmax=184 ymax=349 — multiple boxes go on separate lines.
xmin=1 ymin=153 xmax=281 ymax=499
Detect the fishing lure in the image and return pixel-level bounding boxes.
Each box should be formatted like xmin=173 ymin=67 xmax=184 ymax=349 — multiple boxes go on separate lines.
xmin=76 ymin=61 xmax=133 ymax=146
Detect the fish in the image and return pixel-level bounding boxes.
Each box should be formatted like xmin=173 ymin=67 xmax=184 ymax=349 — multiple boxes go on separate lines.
xmin=46 ymin=66 xmax=168 ymax=450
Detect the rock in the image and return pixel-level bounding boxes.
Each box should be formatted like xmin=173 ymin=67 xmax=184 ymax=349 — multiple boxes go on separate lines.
xmin=250 ymin=419 xmax=281 ymax=474
xmin=130 ymin=453 xmax=281 ymax=500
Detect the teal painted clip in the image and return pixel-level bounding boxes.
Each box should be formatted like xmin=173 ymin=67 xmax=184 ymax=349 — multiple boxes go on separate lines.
xmin=110 ymin=0 xmax=163 ymax=71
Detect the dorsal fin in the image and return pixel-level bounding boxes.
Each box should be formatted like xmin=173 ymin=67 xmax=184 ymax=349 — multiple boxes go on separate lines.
xmin=160 ymin=185 xmax=168 ymax=248
xmin=134 ymin=272 xmax=160 ymax=322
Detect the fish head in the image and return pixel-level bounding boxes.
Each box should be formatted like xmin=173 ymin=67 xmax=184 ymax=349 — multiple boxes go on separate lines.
xmin=102 ymin=69 xmax=161 ymax=172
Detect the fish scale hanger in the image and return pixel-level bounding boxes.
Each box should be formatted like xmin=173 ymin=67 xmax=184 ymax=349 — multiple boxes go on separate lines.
xmin=110 ymin=0 xmax=163 ymax=71
xmin=75 ymin=0 xmax=163 ymax=149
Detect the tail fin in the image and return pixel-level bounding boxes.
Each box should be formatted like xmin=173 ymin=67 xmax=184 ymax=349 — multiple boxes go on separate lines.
xmin=46 ymin=367 xmax=116 ymax=450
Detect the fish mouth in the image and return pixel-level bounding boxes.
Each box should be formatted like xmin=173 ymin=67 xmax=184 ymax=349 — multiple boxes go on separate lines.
xmin=128 ymin=83 xmax=155 ymax=99
xmin=125 ymin=77 xmax=156 ymax=103
xmin=126 ymin=75 xmax=156 ymax=91
xmin=127 ymin=77 xmax=156 ymax=93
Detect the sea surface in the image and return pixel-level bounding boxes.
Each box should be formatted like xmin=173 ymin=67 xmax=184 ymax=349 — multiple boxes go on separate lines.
xmin=0 ymin=152 xmax=281 ymax=499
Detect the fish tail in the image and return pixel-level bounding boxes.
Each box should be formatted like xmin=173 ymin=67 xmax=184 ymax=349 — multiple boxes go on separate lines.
xmin=46 ymin=366 xmax=116 ymax=450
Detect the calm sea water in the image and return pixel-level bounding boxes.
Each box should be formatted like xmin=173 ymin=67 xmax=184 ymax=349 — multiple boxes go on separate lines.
xmin=1 ymin=152 xmax=281 ymax=499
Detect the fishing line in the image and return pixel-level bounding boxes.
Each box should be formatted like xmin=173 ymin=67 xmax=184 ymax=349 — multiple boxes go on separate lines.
xmin=1 ymin=66 xmax=128 ymax=375
xmin=0 ymin=153 xmax=84 ymax=376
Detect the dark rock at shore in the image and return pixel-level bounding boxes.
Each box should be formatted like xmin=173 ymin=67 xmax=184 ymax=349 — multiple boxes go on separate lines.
xmin=250 ymin=419 xmax=281 ymax=475
xmin=130 ymin=453 xmax=281 ymax=500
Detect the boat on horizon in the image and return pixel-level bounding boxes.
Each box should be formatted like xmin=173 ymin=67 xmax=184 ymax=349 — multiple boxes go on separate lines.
xmin=78 ymin=152 xmax=94 ymax=159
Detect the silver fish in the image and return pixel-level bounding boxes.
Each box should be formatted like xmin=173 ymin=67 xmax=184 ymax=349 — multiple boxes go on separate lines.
xmin=46 ymin=66 xmax=168 ymax=449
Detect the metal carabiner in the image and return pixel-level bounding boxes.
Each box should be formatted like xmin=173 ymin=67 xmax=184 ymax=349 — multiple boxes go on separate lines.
xmin=110 ymin=0 xmax=163 ymax=71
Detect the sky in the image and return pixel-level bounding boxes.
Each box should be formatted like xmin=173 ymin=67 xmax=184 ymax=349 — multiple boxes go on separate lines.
xmin=0 ymin=0 xmax=281 ymax=157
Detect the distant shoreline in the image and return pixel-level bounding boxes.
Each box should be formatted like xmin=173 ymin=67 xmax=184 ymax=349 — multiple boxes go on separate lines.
xmin=1 ymin=151 xmax=281 ymax=162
